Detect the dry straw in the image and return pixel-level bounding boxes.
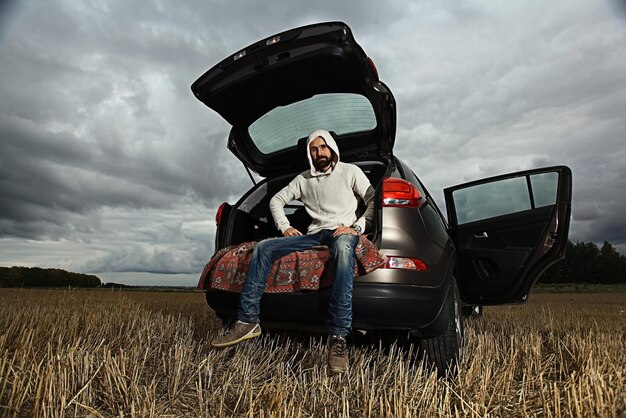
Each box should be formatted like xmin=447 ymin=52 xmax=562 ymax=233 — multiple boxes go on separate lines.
xmin=0 ymin=289 xmax=624 ymax=417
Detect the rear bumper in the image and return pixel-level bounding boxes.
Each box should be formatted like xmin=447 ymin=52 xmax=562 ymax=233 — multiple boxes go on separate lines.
xmin=206 ymin=280 xmax=452 ymax=338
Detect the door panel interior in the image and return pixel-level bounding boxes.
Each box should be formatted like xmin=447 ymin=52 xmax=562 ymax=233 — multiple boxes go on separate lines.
xmin=454 ymin=206 xmax=554 ymax=300
xmin=444 ymin=166 xmax=572 ymax=305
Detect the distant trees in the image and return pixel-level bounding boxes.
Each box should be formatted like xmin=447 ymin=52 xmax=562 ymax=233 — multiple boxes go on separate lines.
xmin=2 ymin=240 xmax=624 ymax=287
xmin=0 ymin=267 xmax=101 ymax=288
xmin=540 ymin=240 xmax=626 ymax=284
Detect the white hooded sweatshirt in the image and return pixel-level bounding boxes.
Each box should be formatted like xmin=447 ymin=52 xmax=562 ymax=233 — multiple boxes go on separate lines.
xmin=269 ymin=129 xmax=375 ymax=235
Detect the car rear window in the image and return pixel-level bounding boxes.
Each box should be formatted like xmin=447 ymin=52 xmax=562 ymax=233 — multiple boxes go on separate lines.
xmin=248 ymin=93 xmax=377 ymax=154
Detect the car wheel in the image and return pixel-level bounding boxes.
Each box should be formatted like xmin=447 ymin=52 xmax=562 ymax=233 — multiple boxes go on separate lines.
xmin=419 ymin=280 xmax=464 ymax=376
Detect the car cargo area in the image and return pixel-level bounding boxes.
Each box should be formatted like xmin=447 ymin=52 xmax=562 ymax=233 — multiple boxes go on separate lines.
xmin=215 ymin=160 xmax=390 ymax=250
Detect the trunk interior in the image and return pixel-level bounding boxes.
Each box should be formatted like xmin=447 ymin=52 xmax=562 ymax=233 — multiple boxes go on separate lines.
xmin=216 ymin=160 xmax=390 ymax=250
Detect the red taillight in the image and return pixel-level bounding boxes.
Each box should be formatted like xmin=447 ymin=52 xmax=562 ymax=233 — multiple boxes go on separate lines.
xmin=382 ymin=178 xmax=422 ymax=208
xmin=215 ymin=202 xmax=227 ymax=225
xmin=383 ymin=256 xmax=428 ymax=271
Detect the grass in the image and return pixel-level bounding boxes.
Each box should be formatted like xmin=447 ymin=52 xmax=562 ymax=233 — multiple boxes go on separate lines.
xmin=0 ymin=289 xmax=624 ymax=417
xmin=534 ymin=283 xmax=626 ymax=293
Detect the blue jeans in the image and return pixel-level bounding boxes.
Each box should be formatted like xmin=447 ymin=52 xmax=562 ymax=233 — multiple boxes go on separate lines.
xmin=237 ymin=229 xmax=358 ymax=336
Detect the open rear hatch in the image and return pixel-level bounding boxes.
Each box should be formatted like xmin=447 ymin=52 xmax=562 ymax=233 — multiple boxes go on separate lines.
xmin=191 ymin=21 xmax=396 ymax=178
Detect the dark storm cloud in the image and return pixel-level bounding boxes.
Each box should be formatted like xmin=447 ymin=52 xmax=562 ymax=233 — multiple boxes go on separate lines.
xmin=1 ymin=0 xmax=625 ymax=279
xmin=0 ymin=0 xmax=404 ymax=244
xmin=610 ymin=0 xmax=626 ymax=17
xmin=0 ymin=0 xmax=18 ymax=35
xmin=0 ymin=112 xmax=247 ymax=239
xmin=81 ymin=244 xmax=205 ymax=275
xmin=0 ymin=0 xmax=260 ymax=241
xmin=382 ymin=2 xmax=626 ymax=256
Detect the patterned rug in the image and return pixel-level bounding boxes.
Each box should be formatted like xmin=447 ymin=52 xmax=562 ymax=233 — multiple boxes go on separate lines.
xmin=198 ymin=235 xmax=386 ymax=293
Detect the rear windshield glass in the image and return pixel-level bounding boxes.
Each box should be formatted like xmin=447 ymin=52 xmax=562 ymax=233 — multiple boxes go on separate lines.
xmin=248 ymin=93 xmax=377 ymax=154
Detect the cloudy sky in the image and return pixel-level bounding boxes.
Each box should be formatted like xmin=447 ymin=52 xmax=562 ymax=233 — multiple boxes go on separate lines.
xmin=1 ymin=0 xmax=625 ymax=286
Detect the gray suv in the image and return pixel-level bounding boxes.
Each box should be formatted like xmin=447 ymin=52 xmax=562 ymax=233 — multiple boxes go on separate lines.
xmin=191 ymin=21 xmax=572 ymax=373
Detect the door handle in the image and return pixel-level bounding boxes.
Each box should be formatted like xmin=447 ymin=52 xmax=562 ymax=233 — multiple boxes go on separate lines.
xmin=474 ymin=232 xmax=488 ymax=239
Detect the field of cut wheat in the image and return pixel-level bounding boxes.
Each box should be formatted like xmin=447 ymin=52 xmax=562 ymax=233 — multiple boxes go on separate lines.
xmin=0 ymin=288 xmax=624 ymax=417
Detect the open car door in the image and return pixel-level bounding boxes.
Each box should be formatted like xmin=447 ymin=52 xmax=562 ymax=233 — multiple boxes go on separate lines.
xmin=444 ymin=166 xmax=572 ymax=305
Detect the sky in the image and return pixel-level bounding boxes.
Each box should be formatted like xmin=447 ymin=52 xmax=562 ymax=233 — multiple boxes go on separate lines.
xmin=1 ymin=0 xmax=625 ymax=286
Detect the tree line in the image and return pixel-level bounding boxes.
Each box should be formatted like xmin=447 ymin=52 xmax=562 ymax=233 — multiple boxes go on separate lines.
xmin=1 ymin=240 xmax=624 ymax=288
xmin=0 ymin=267 xmax=101 ymax=288
xmin=540 ymin=240 xmax=626 ymax=284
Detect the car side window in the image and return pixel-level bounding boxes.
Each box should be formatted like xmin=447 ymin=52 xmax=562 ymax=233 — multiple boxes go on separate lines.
xmin=451 ymin=172 xmax=560 ymax=225
xmin=453 ymin=177 xmax=531 ymax=225
xmin=530 ymin=172 xmax=558 ymax=208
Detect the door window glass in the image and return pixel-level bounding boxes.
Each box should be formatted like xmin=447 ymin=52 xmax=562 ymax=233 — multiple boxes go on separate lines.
xmin=453 ymin=177 xmax=531 ymax=224
xmin=530 ymin=172 xmax=558 ymax=207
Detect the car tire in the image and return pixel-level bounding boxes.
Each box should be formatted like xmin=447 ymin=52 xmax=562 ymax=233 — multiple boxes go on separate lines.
xmin=419 ymin=280 xmax=463 ymax=376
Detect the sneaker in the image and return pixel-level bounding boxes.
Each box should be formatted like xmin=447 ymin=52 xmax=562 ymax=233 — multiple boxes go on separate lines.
xmin=211 ymin=320 xmax=261 ymax=348
xmin=327 ymin=335 xmax=349 ymax=373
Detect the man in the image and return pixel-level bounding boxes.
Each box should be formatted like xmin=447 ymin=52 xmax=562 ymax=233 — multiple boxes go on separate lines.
xmin=211 ymin=129 xmax=375 ymax=373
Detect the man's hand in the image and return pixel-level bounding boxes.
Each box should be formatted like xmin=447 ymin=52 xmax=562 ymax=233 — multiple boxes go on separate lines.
xmin=283 ymin=227 xmax=303 ymax=237
xmin=333 ymin=226 xmax=358 ymax=237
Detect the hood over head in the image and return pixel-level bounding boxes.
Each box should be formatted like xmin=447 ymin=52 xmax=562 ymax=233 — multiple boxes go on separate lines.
xmin=306 ymin=129 xmax=340 ymax=176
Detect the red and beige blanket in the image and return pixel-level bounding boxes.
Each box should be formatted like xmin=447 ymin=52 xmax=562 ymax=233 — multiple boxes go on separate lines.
xmin=198 ymin=236 xmax=385 ymax=293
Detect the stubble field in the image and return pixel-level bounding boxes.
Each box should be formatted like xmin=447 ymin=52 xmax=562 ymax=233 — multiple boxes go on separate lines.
xmin=0 ymin=288 xmax=624 ymax=417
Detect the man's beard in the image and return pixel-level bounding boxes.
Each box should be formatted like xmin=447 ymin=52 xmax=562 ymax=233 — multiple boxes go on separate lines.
xmin=313 ymin=156 xmax=331 ymax=171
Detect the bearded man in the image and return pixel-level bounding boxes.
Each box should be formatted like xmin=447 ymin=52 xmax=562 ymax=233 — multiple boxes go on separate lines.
xmin=211 ymin=129 xmax=375 ymax=373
